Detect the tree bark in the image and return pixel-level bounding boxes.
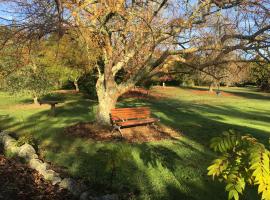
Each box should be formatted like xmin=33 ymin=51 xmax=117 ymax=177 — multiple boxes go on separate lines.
xmin=96 ymin=92 xmax=119 ymax=126
xmin=95 ymin=73 xmax=133 ymax=126
xmin=74 ymin=80 xmax=79 ymax=92
xmin=33 ymin=96 xmax=39 ymax=105
xmin=95 ymin=76 xmax=121 ymax=126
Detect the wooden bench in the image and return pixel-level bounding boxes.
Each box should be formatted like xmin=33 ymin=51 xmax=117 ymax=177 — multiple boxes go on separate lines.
xmin=110 ymin=107 xmax=159 ymax=134
xmin=39 ymin=100 xmax=60 ymax=116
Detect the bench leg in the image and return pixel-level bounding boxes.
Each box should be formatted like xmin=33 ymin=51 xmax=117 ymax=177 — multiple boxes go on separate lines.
xmin=50 ymin=104 xmax=56 ymax=116
xmin=150 ymin=123 xmax=158 ymax=130
xmin=111 ymin=125 xmax=122 ymax=137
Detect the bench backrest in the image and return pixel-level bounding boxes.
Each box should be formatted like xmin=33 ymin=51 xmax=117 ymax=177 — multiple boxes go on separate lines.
xmin=110 ymin=107 xmax=151 ymax=121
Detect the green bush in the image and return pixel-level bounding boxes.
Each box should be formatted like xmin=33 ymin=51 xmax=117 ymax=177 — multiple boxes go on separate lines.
xmin=41 ymin=93 xmax=66 ymax=102
xmin=208 ymin=130 xmax=270 ymax=200
xmin=17 ymin=135 xmax=38 ymax=150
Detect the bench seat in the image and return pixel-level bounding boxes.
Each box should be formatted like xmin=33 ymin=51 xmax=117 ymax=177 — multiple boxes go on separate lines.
xmin=110 ymin=107 xmax=159 ymax=134
xmin=115 ymin=118 xmax=158 ymax=127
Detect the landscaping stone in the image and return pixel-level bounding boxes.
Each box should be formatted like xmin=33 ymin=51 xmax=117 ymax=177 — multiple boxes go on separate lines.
xmin=29 ymin=158 xmax=45 ymax=170
xmin=59 ymin=178 xmax=75 ymax=190
xmin=42 ymin=169 xmax=59 ymax=180
xmin=29 ymin=160 xmax=61 ymax=185
xmin=51 ymin=176 xmax=62 ymax=185
xmin=2 ymin=134 xmax=16 ymax=148
xmin=1 ymin=133 xmax=20 ymax=154
xmin=60 ymin=178 xmax=87 ymax=197
xmin=80 ymin=191 xmax=91 ymax=200
xmin=0 ymin=130 xmax=9 ymax=140
xmin=9 ymin=145 xmax=20 ymax=154
xmin=18 ymin=144 xmax=38 ymax=161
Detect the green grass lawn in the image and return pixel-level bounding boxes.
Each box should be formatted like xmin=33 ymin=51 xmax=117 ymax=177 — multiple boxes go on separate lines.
xmin=0 ymin=87 xmax=269 ymax=200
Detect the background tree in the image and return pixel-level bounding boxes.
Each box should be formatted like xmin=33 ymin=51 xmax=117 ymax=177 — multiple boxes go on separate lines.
xmin=6 ymin=65 xmax=55 ymax=104
xmin=251 ymin=63 xmax=270 ymax=91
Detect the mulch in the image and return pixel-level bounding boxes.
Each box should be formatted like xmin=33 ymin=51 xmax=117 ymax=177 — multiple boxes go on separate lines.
xmin=121 ymin=88 xmax=165 ymax=100
xmin=64 ymin=122 xmax=181 ymax=143
xmin=0 ymin=146 xmax=76 ymax=200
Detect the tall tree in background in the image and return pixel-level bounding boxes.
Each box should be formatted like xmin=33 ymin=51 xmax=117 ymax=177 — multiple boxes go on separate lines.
xmin=0 ymin=0 xmax=269 ymax=125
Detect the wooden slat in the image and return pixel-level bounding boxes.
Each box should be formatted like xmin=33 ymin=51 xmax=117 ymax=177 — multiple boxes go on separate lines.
xmin=111 ymin=109 xmax=150 ymax=112
xmin=111 ymin=107 xmax=150 ymax=112
xmin=111 ymin=107 xmax=151 ymax=120
xmin=110 ymin=107 xmax=159 ymax=128
xmin=116 ymin=118 xmax=158 ymax=126
xmin=111 ymin=114 xmax=150 ymax=119
xmin=111 ymin=110 xmax=150 ymax=115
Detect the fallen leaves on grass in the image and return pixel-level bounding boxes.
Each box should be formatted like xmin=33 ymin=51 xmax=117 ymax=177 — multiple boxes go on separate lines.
xmin=0 ymin=151 xmax=76 ymax=200
xmin=64 ymin=122 xmax=181 ymax=143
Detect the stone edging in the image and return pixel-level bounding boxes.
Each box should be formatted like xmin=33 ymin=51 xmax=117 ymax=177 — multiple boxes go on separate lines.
xmin=0 ymin=130 xmax=119 ymax=200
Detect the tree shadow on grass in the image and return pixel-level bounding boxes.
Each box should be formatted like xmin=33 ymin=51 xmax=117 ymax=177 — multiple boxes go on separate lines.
xmin=0 ymin=114 xmax=16 ymax=131
xmin=120 ymin=97 xmax=270 ymax=145
xmin=1 ymin=105 xmax=227 ymax=199
xmin=224 ymin=90 xmax=270 ymax=101
xmin=0 ymin=91 xmax=267 ymax=200
xmin=178 ymin=86 xmax=270 ymax=101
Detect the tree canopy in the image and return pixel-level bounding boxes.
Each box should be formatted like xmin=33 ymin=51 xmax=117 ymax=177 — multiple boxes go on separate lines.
xmin=0 ymin=0 xmax=269 ymax=124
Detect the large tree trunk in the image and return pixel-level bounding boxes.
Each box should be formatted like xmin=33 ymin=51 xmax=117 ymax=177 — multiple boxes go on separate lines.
xmin=95 ymin=76 xmax=124 ymax=126
xmin=74 ymin=80 xmax=79 ymax=92
xmin=96 ymin=92 xmax=119 ymax=126
xmin=95 ymin=73 xmax=134 ymax=126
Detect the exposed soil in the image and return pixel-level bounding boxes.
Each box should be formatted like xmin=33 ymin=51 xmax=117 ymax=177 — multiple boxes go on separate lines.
xmin=64 ymin=122 xmax=181 ymax=143
xmin=0 ymin=146 xmax=76 ymax=200
xmin=10 ymin=104 xmax=51 ymax=110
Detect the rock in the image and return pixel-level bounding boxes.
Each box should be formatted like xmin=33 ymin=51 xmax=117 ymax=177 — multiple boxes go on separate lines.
xmin=2 ymin=134 xmax=16 ymax=148
xmin=29 ymin=158 xmax=48 ymax=172
xmin=1 ymin=134 xmax=19 ymax=154
xmin=60 ymin=178 xmax=85 ymax=196
xmin=80 ymin=191 xmax=91 ymax=200
xmin=51 ymin=176 xmax=62 ymax=185
xmin=42 ymin=169 xmax=59 ymax=181
xmin=99 ymin=194 xmax=119 ymax=200
xmin=59 ymin=178 xmax=75 ymax=189
xmin=29 ymin=159 xmax=61 ymax=184
xmin=0 ymin=130 xmax=8 ymax=141
xmin=18 ymin=144 xmax=38 ymax=161
xmin=8 ymin=145 xmax=20 ymax=154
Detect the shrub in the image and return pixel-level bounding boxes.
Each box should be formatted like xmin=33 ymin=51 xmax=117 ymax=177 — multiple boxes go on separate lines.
xmin=207 ymin=130 xmax=270 ymax=200
xmin=41 ymin=93 xmax=66 ymax=102
xmin=17 ymin=135 xmax=38 ymax=150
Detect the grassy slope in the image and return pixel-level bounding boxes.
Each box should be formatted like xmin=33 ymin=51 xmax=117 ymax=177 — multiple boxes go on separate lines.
xmin=0 ymin=87 xmax=269 ymax=200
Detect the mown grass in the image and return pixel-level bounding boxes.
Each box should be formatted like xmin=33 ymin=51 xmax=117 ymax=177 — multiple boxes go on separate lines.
xmin=0 ymin=87 xmax=269 ymax=200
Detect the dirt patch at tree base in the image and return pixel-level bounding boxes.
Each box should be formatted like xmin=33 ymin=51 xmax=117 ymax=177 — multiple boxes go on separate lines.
xmin=121 ymin=87 xmax=165 ymax=100
xmin=64 ymin=122 xmax=181 ymax=143
xmin=0 ymin=146 xmax=75 ymax=200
